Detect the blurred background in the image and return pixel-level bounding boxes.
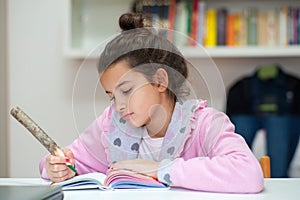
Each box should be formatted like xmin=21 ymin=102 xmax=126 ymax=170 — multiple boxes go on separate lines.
xmin=1 ymin=0 xmax=300 ymax=178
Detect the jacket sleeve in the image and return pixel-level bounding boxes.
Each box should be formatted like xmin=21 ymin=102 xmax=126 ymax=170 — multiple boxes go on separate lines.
xmin=39 ymin=107 xmax=111 ymax=179
xmin=158 ymin=108 xmax=264 ymax=193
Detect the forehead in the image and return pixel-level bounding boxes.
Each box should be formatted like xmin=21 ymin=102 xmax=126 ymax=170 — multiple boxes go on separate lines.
xmin=99 ymin=60 xmax=145 ymax=90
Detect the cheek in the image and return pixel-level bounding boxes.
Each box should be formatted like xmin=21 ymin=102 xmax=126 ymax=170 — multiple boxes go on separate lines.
xmin=128 ymin=91 xmax=146 ymax=110
xmin=128 ymin=88 xmax=154 ymax=111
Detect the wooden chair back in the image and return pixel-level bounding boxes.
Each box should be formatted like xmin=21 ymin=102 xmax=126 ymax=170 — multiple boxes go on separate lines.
xmin=260 ymin=156 xmax=271 ymax=178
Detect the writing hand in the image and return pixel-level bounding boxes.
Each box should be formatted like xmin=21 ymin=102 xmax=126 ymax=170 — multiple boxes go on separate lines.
xmin=45 ymin=148 xmax=76 ymax=183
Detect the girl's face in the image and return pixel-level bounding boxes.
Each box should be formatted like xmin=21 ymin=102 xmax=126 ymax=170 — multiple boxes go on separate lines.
xmin=100 ymin=60 xmax=163 ymax=128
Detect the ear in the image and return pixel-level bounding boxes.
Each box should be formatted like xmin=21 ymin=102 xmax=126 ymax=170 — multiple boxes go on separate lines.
xmin=154 ymin=68 xmax=169 ymax=92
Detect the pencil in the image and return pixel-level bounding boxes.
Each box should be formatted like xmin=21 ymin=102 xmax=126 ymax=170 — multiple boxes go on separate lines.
xmin=54 ymin=148 xmax=77 ymax=173
xmin=10 ymin=106 xmax=77 ymax=174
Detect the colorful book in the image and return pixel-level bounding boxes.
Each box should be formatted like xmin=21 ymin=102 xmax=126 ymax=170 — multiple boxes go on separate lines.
xmin=54 ymin=170 xmax=169 ymax=191
xmin=186 ymin=0 xmax=193 ymax=44
xmin=294 ymin=7 xmax=299 ymax=45
xmin=174 ymin=1 xmax=189 ymax=46
xmin=204 ymin=9 xmax=217 ymax=47
xmin=226 ymin=12 xmax=235 ymax=46
xmin=157 ymin=1 xmax=170 ymax=38
xmin=266 ymin=9 xmax=279 ymax=46
xmin=247 ymin=8 xmax=258 ymax=46
xmin=233 ymin=12 xmax=241 ymax=46
xmin=168 ymin=0 xmax=176 ymax=42
xmin=152 ymin=1 xmax=160 ymax=27
xmin=279 ymin=6 xmax=288 ymax=46
xmin=257 ymin=10 xmax=268 ymax=46
xmin=190 ymin=0 xmax=199 ymax=46
xmin=298 ymin=8 xmax=300 ymax=44
xmin=196 ymin=0 xmax=206 ymax=46
xmin=217 ymin=8 xmax=227 ymax=46
xmin=287 ymin=7 xmax=294 ymax=45
xmin=238 ymin=10 xmax=248 ymax=46
xmin=158 ymin=1 xmax=169 ymax=29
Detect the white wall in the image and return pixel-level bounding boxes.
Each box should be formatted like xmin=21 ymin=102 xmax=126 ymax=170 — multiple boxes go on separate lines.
xmin=6 ymin=0 xmax=300 ymax=177
xmin=0 ymin=0 xmax=8 ymax=177
xmin=7 ymin=0 xmax=108 ymax=177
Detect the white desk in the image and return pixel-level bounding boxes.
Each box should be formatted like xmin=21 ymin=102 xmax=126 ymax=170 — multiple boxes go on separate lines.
xmin=0 ymin=178 xmax=299 ymax=200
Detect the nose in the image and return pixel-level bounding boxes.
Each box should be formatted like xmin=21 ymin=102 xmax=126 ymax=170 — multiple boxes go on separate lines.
xmin=114 ymin=97 xmax=126 ymax=113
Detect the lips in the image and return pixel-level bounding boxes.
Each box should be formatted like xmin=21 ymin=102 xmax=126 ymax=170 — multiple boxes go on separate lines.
xmin=121 ymin=113 xmax=133 ymax=120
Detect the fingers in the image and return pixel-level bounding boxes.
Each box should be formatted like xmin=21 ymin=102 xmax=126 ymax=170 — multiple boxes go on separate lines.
xmin=47 ymin=153 xmax=66 ymax=165
xmin=63 ymin=148 xmax=75 ymax=165
xmin=62 ymin=148 xmax=77 ymax=174
xmin=108 ymin=160 xmax=136 ymax=173
xmin=45 ymin=150 xmax=76 ymax=182
xmin=108 ymin=159 xmax=159 ymax=179
xmin=49 ymin=168 xmax=70 ymax=183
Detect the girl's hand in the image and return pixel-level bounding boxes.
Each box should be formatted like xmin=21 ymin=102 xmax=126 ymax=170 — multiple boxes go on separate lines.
xmin=45 ymin=148 xmax=76 ymax=183
xmin=109 ymin=159 xmax=159 ymax=179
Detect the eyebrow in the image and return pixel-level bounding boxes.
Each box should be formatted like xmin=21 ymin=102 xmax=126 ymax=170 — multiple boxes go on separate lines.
xmin=105 ymin=80 xmax=130 ymax=95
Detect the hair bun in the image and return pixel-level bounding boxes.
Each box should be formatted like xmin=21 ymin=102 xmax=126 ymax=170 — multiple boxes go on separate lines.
xmin=119 ymin=13 xmax=144 ymax=31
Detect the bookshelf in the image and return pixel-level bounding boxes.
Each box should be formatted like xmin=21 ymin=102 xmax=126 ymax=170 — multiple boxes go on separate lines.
xmin=64 ymin=0 xmax=300 ymax=59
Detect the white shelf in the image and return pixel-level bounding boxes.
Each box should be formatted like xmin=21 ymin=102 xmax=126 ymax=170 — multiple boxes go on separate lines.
xmin=64 ymin=46 xmax=300 ymax=59
xmin=64 ymin=0 xmax=300 ymax=59
xmin=181 ymin=46 xmax=300 ymax=58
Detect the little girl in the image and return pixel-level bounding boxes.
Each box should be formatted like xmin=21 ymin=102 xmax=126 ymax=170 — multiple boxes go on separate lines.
xmin=39 ymin=13 xmax=264 ymax=193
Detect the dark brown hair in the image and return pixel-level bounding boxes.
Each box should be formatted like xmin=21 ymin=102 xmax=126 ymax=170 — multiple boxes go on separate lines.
xmin=98 ymin=13 xmax=188 ymax=101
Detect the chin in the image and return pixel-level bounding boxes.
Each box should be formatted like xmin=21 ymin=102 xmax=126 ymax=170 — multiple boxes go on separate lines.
xmin=127 ymin=119 xmax=145 ymax=128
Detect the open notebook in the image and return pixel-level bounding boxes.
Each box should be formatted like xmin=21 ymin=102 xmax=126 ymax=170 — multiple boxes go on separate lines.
xmin=54 ymin=170 xmax=169 ymax=190
xmin=0 ymin=185 xmax=63 ymax=200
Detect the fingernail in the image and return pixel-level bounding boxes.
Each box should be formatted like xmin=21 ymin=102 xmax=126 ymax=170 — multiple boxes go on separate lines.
xmin=65 ymin=158 xmax=71 ymax=163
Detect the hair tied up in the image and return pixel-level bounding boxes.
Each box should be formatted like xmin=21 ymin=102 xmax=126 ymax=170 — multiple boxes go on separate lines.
xmin=119 ymin=13 xmax=145 ymax=31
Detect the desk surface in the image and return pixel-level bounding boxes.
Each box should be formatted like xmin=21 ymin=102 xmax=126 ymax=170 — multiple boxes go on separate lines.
xmin=0 ymin=178 xmax=299 ymax=200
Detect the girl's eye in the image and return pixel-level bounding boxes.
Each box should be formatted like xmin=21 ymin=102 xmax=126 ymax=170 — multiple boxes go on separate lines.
xmin=122 ymin=88 xmax=132 ymax=94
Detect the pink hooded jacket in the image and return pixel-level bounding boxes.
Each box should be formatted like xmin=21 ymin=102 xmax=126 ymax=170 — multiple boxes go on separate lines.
xmin=39 ymin=100 xmax=264 ymax=193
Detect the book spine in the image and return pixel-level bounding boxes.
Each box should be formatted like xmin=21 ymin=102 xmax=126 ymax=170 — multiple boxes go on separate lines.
xmin=288 ymin=7 xmax=294 ymax=45
xmin=174 ymin=1 xmax=188 ymax=46
xmin=204 ymin=9 xmax=217 ymax=47
xmin=158 ymin=1 xmax=169 ymax=29
xmin=190 ymin=0 xmax=199 ymax=46
xmin=186 ymin=0 xmax=193 ymax=45
xmin=196 ymin=0 xmax=206 ymax=46
xmin=168 ymin=0 xmax=176 ymax=42
xmin=247 ymin=8 xmax=258 ymax=46
xmin=142 ymin=1 xmax=154 ymax=26
xmin=217 ymin=8 xmax=227 ymax=46
xmin=267 ymin=9 xmax=279 ymax=46
xmin=239 ymin=10 xmax=248 ymax=46
xmin=294 ymin=7 xmax=299 ymax=45
xmin=152 ymin=1 xmax=159 ymax=28
xmin=279 ymin=6 xmax=288 ymax=46
xmin=258 ymin=10 xmax=268 ymax=46
xmin=234 ymin=12 xmax=241 ymax=46
xmin=226 ymin=13 xmax=235 ymax=46
xmin=298 ymin=8 xmax=300 ymax=44
xmin=157 ymin=0 xmax=170 ymax=38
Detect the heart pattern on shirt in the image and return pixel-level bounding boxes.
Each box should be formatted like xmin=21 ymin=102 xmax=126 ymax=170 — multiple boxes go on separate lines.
xmin=131 ymin=143 xmax=139 ymax=152
xmin=163 ymin=173 xmax=172 ymax=184
xmin=167 ymin=146 xmax=175 ymax=155
xmin=119 ymin=118 xmax=126 ymax=124
xmin=113 ymin=138 xmax=121 ymax=147
xmin=180 ymin=126 xmax=186 ymax=133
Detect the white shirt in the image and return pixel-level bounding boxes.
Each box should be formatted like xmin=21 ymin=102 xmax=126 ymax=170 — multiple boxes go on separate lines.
xmin=138 ymin=134 xmax=163 ymax=161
